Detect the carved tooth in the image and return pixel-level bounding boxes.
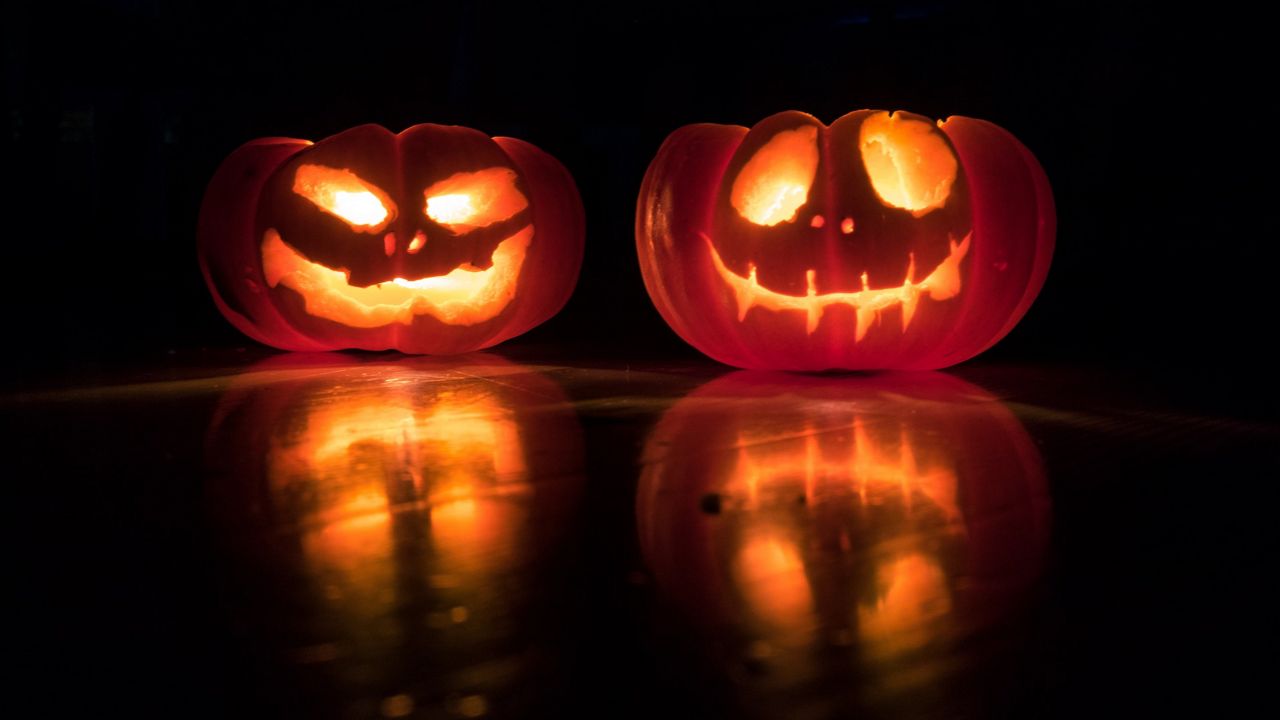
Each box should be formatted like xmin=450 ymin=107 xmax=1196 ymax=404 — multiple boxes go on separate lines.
xmin=806 ymin=269 xmax=821 ymax=334
xmin=806 ymin=308 xmax=822 ymax=334
xmin=901 ymin=290 xmax=919 ymax=331
xmin=927 ymin=233 xmax=970 ymax=301
xmin=856 ymin=306 xmax=876 ymax=342
xmin=736 ymin=265 xmax=758 ymax=321
xmin=861 ymin=271 xmax=871 ymax=292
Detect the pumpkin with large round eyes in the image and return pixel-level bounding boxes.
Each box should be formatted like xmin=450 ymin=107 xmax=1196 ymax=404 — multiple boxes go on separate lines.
xmin=636 ymin=109 xmax=1055 ymax=371
xmin=198 ymin=123 xmax=584 ymax=354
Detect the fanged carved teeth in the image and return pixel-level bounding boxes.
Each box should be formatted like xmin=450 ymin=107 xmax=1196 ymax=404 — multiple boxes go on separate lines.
xmin=705 ymin=233 xmax=972 ymax=342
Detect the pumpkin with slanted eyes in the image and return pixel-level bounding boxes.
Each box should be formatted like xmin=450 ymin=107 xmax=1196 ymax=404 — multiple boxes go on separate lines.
xmin=199 ymin=123 xmax=584 ymax=354
xmin=636 ymin=110 xmax=1054 ymax=371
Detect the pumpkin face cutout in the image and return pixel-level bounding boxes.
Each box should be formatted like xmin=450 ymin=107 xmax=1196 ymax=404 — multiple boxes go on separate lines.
xmin=199 ymin=124 xmax=584 ymax=354
xmin=637 ymin=110 xmax=1054 ymax=371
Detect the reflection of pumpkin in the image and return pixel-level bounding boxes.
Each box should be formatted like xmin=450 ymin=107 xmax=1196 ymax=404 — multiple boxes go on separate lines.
xmin=637 ymin=372 xmax=1050 ymax=711
xmin=637 ymin=110 xmax=1054 ymax=370
xmin=199 ymin=124 xmax=584 ymax=354
xmin=205 ymin=354 xmax=583 ymax=715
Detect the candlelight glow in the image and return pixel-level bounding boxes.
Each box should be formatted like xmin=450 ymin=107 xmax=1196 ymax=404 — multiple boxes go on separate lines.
xmin=293 ymin=164 xmax=396 ymax=231
xmin=859 ymin=112 xmax=958 ymax=216
xmin=424 ymin=167 xmax=529 ymax=232
xmin=261 ymin=225 xmax=531 ymax=328
xmin=731 ymin=126 xmax=820 ymax=226
xmin=706 ymin=232 xmax=970 ymax=338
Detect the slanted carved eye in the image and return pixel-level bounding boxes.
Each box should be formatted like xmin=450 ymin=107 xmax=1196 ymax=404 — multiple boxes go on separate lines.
xmin=730 ymin=126 xmax=820 ymax=226
xmin=293 ymin=164 xmax=396 ymax=232
xmin=859 ymin=112 xmax=957 ymax=216
xmin=424 ymin=167 xmax=528 ymax=233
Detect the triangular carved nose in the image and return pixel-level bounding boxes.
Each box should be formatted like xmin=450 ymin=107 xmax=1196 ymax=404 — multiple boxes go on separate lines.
xmin=408 ymin=230 xmax=426 ymax=254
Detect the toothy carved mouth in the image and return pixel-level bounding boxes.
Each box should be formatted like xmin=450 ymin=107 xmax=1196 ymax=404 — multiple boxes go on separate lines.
xmin=261 ymin=226 xmax=531 ymax=328
xmin=705 ymin=233 xmax=971 ymax=340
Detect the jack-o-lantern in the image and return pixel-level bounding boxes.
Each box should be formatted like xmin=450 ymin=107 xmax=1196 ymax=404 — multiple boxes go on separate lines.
xmin=636 ymin=110 xmax=1054 ymax=370
xmin=638 ymin=372 xmax=1050 ymax=714
xmin=205 ymin=355 xmax=584 ymax=715
xmin=199 ymin=124 xmax=584 ymax=354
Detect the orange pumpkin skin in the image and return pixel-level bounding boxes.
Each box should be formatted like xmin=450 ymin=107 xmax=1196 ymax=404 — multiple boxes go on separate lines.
xmin=636 ymin=110 xmax=1054 ymax=371
xmin=199 ymin=124 xmax=584 ymax=354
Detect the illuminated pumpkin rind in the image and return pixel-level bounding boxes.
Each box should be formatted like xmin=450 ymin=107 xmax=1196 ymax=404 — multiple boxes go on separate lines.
xmin=199 ymin=124 xmax=584 ymax=354
xmin=635 ymin=110 xmax=1055 ymax=371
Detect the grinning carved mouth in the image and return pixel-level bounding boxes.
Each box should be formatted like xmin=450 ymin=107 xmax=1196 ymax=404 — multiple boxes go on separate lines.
xmin=261 ymin=226 xmax=531 ymax=328
xmin=705 ymin=232 xmax=971 ymax=340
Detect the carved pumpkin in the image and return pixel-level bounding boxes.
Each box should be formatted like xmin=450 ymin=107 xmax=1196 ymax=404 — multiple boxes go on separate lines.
xmin=637 ymin=372 xmax=1050 ymax=711
xmin=205 ymin=354 xmax=584 ymax=711
xmin=637 ymin=110 xmax=1054 ymax=370
xmin=199 ymin=124 xmax=584 ymax=354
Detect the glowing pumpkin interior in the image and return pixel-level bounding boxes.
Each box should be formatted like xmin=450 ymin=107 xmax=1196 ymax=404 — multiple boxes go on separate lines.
xmin=730 ymin=126 xmax=820 ymax=226
xmin=858 ymin=112 xmax=958 ymax=216
xmin=713 ymin=111 xmax=970 ymax=342
xmin=263 ymin=163 xmax=532 ymax=329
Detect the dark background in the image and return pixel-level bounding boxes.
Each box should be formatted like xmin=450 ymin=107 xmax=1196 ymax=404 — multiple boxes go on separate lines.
xmin=4 ymin=2 xmax=1275 ymax=718
xmin=4 ymin=1 xmax=1273 ymax=391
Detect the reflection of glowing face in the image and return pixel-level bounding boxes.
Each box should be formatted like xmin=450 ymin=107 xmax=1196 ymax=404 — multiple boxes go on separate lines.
xmin=728 ymin=416 xmax=959 ymax=515
xmin=637 ymin=373 xmax=1051 ymax=713
xmin=265 ymin=376 xmax=532 ymax=590
xmin=207 ymin=357 xmax=588 ymax=717
xmin=722 ymin=414 xmax=961 ymax=651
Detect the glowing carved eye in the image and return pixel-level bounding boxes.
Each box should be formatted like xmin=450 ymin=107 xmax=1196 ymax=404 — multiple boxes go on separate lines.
xmin=293 ymin=164 xmax=396 ymax=232
xmin=859 ymin=112 xmax=957 ymax=216
xmin=730 ymin=126 xmax=819 ymax=226
xmin=424 ymin=167 xmax=528 ymax=233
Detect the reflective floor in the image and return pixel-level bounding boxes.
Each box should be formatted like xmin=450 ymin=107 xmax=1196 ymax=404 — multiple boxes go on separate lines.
xmin=7 ymin=351 xmax=1273 ymax=718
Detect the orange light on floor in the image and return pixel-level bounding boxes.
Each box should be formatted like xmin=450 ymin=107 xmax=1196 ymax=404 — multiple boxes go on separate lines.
xmin=637 ymin=371 xmax=1052 ymax=694
xmin=734 ymin=532 xmax=815 ymax=636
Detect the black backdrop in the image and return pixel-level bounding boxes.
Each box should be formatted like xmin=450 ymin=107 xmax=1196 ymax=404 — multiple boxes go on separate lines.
xmin=4 ymin=1 xmax=1272 ymax=387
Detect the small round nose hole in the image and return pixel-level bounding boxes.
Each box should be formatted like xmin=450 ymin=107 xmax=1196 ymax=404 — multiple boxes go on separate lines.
xmin=841 ymin=217 xmax=855 ymax=234
xmin=408 ymin=230 xmax=426 ymax=254
xmin=810 ymin=215 xmax=825 ymax=228
xmin=383 ymin=232 xmax=396 ymax=256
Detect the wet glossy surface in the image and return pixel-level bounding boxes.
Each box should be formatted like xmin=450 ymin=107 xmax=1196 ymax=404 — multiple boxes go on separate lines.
xmin=7 ymin=351 xmax=1274 ymax=718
